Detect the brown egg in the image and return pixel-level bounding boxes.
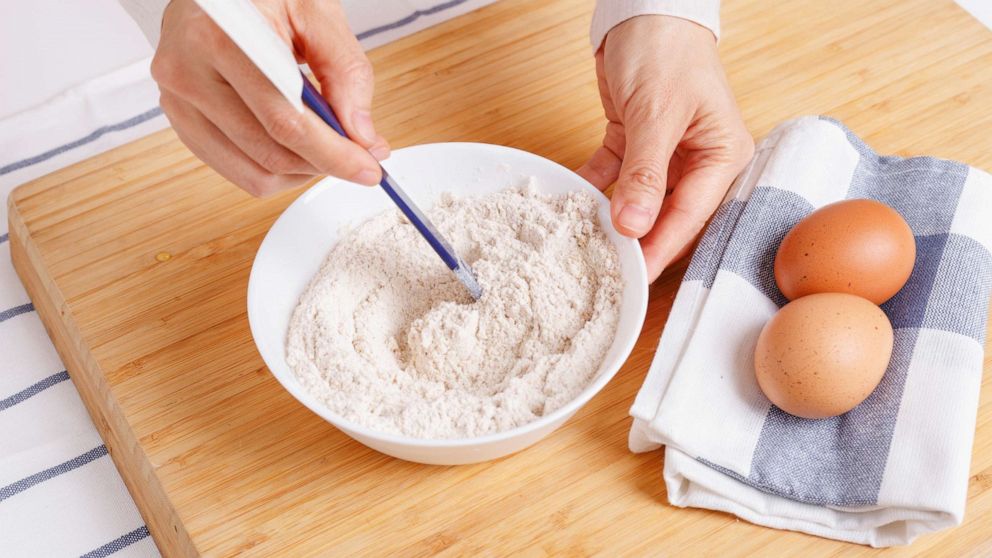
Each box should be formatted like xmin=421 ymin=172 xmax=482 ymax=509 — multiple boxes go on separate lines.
xmin=754 ymin=293 xmax=894 ymax=419
xmin=774 ymin=199 xmax=915 ymax=304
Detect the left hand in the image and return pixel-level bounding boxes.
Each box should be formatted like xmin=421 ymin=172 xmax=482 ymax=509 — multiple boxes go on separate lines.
xmin=578 ymin=15 xmax=754 ymax=281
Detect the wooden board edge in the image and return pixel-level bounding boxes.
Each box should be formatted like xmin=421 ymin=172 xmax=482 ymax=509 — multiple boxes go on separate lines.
xmin=6 ymin=189 xmax=198 ymax=558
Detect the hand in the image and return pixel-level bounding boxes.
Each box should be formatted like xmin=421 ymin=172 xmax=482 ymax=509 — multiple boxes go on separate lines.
xmin=578 ymin=15 xmax=754 ymax=281
xmin=151 ymin=0 xmax=389 ymax=196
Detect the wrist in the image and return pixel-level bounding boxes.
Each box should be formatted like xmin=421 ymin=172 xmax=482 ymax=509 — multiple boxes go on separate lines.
xmin=607 ymin=14 xmax=717 ymax=50
xmin=590 ymin=0 xmax=721 ymax=52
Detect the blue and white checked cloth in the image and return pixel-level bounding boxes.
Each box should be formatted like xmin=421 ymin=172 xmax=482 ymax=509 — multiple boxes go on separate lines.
xmin=0 ymin=1 xmax=495 ymax=556
xmin=630 ymin=116 xmax=992 ymax=547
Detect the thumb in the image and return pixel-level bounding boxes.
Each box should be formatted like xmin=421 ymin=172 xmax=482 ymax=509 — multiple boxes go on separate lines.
xmin=291 ymin=2 xmax=384 ymax=152
xmin=611 ymin=100 xmax=690 ymax=238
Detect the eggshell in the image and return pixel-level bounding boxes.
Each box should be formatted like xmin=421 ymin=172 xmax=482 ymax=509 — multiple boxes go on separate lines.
xmin=774 ymin=199 xmax=915 ymax=304
xmin=754 ymin=293 xmax=894 ymax=419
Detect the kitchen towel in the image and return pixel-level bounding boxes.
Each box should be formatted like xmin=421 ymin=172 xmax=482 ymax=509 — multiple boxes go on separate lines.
xmin=629 ymin=115 xmax=992 ymax=547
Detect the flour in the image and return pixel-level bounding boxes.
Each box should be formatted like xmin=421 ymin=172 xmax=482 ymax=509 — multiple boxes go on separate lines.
xmin=286 ymin=182 xmax=623 ymax=439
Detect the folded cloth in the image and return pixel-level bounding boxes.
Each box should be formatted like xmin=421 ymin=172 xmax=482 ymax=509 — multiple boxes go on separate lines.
xmin=629 ymin=115 xmax=992 ymax=547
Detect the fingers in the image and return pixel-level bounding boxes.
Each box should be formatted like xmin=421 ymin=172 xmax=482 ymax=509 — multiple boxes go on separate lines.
xmin=290 ymin=1 xmax=390 ymax=158
xmin=610 ymin=99 xmax=692 ymax=238
xmin=640 ymin=141 xmax=753 ymax=280
xmin=160 ymin=91 xmax=310 ymax=196
xmin=577 ymin=121 xmax=625 ymax=190
xmin=208 ymin=43 xmax=382 ymax=185
xmin=151 ymin=0 xmax=384 ymax=192
xmin=181 ymin=76 xmax=318 ymax=176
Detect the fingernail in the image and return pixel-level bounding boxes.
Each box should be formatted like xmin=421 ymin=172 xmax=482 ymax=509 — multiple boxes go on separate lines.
xmin=353 ymin=110 xmax=376 ymax=143
xmin=617 ymin=204 xmax=653 ymax=235
xmin=355 ymin=168 xmax=379 ymax=185
xmin=370 ymin=144 xmax=390 ymax=161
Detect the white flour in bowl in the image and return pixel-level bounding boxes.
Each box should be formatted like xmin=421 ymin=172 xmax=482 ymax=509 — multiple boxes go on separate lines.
xmin=286 ymin=183 xmax=622 ymax=439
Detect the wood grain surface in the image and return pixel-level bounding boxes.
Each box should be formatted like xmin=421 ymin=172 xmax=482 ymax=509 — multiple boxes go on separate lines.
xmin=8 ymin=0 xmax=992 ymax=555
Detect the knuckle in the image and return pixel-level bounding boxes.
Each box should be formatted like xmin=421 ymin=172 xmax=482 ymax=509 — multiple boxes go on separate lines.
xmin=264 ymin=109 xmax=306 ymax=145
xmin=150 ymin=54 xmax=179 ymax=87
xmin=604 ymin=121 xmax=625 ymax=147
xmin=157 ymin=92 xmax=176 ymax=114
xmin=623 ymin=163 xmax=666 ymax=195
xmin=341 ymin=58 xmax=374 ymax=88
xmin=257 ymin=149 xmax=295 ymax=175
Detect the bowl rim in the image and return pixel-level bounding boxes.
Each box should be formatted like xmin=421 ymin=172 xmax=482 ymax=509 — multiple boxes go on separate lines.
xmin=247 ymin=141 xmax=648 ymax=448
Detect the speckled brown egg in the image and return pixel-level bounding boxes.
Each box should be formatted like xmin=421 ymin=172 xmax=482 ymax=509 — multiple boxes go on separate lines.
xmin=774 ymin=199 xmax=915 ymax=304
xmin=754 ymin=293 xmax=894 ymax=419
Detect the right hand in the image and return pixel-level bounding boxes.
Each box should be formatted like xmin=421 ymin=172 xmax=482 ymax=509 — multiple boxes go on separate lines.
xmin=151 ymin=0 xmax=389 ymax=196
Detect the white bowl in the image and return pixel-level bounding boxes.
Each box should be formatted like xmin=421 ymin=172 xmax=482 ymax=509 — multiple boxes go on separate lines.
xmin=247 ymin=143 xmax=648 ymax=465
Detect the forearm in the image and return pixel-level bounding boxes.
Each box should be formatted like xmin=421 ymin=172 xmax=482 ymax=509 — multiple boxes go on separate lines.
xmin=591 ymin=0 xmax=721 ymax=50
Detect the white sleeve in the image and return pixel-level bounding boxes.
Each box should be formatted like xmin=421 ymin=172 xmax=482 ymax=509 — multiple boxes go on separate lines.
xmin=118 ymin=0 xmax=171 ymax=47
xmin=591 ymin=0 xmax=721 ymax=51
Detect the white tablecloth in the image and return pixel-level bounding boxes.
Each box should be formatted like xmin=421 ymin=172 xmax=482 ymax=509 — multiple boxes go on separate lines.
xmin=0 ymin=1 xmax=495 ymax=556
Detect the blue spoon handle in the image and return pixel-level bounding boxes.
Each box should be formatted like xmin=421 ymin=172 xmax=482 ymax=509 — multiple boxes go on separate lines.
xmin=299 ymin=74 xmax=482 ymax=299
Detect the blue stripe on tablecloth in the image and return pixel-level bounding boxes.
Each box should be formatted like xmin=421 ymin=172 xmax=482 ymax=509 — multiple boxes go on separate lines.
xmin=356 ymin=0 xmax=473 ymax=39
xmin=0 ymin=232 xmax=8 ymax=244
xmin=79 ymin=526 xmax=151 ymax=558
xmin=0 ymin=370 xmax=70 ymax=412
xmin=0 ymin=302 xmax=34 ymax=323
xmin=0 ymin=445 xmax=108 ymax=503
xmin=0 ymin=107 xmax=163 ymax=177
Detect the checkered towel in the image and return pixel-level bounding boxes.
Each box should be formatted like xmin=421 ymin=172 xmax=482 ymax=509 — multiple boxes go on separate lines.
xmin=629 ymin=116 xmax=992 ymax=547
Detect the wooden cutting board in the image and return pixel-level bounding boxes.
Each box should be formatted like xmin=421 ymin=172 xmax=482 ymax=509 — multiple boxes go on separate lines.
xmin=9 ymin=0 xmax=992 ymax=555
